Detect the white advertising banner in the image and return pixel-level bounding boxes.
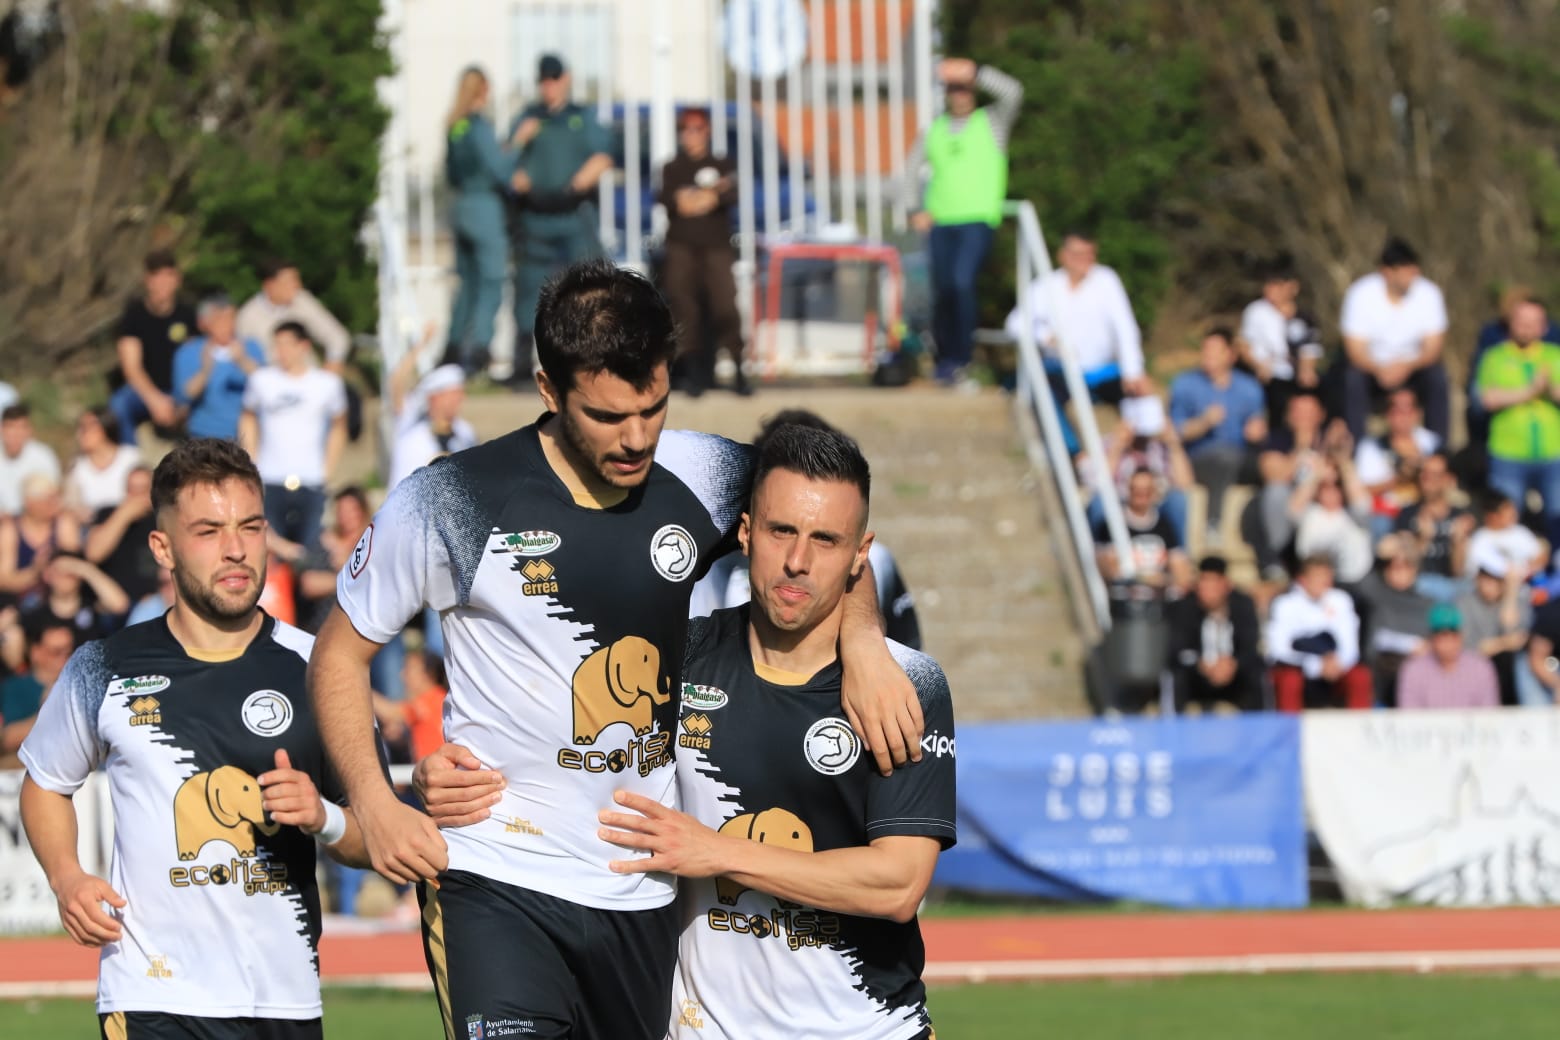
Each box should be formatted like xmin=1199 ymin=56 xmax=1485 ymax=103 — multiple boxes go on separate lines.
xmin=1304 ymin=710 xmax=1560 ymax=907
xmin=0 ymin=769 xmax=105 ymax=934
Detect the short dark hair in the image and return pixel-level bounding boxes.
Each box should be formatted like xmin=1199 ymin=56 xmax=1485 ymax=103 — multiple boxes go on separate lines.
xmin=413 ymin=649 xmax=447 ymax=689
xmin=1263 ymin=264 xmax=1298 ymax=284
xmin=1379 ymin=237 xmax=1420 ymax=269
xmin=143 ymin=249 xmax=179 ymax=274
xmin=2 ymin=403 xmax=30 ymax=423
xmin=24 ymin=614 xmax=77 ymax=653
xmin=754 ymin=409 xmax=834 ymax=445
xmin=534 ymin=259 xmax=676 ymax=398
xmin=273 ymin=320 xmax=312 ymax=344
xmin=83 ymin=405 xmax=122 ymax=446
xmin=335 ymin=485 xmax=369 ymax=512
xmin=1062 ymin=228 xmax=1097 ymax=245
xmin=1298 ymin=554 xmax=1335 ymax=576
xmin=677 ymin=106 xmax=711 ymax=130
xmin=151 ymin=438 xmax=263 ymax=519
xmin=1199 ymin=555 xmax=1229 ymax=576
xmin=1481 ymin=489 xmax=1515 ymax=517
xmin=750 ymin=422 xmax=871 ymax=526
xmin=259 ymin=257 xmax=297 ymax=282
xmin=1204 ymin=326 xmax=1236 ymax=348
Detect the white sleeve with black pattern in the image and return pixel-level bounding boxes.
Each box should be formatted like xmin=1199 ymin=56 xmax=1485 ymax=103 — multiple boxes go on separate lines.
xmin=17 ymin=645 xmax=106 ymax=796
xmin=335 ymin=468 xmax=459 ymax=645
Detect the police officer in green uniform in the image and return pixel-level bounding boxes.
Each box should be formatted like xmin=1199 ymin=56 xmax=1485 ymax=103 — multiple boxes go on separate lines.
xmin=508 ymin=54 xmax=613 ymax=378
xmin=443 ymin=66 xmax=516 ymax=376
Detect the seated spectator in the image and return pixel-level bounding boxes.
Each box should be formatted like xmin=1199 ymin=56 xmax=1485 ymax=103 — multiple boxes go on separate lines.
xmin=172 ymin=293 xmax=265 ymax=440
xmin=1167 ymin=555 xmax=1264 ymax=712
xmin=64 ymin=406 xmax=141 ymax=521
xmin=389 ymin=364 xmax=478 ymax=492
xmin=1094 ymin=467 xmax=1194 ymax=596
xmin=1456 ymin=546 xmax=1540 ymax=707
xmin=1464 ymin=490 xmax=1546 ymax=581
xmin=1355 ymin=535 xmax=1433 ymax=706
xmin=1267 ymin=555 xmax=1373 ymax=711
xmin=20 ymin=551 xmax=128 ymax=643
xmin=1169 ymin=327 xmax=1266 ymax=544
xmin=1339 ymin=237 xmax=1450 ymax=442
xmin=1466 ymin=284 xmax=1560 ymax=454
xmin=1087 ymin=395 xmax=1192 ymax=543
xmin=236 ymin=257 xmax=352 ymax=371
xmin=0 ymin=616 xmax=74 ymax=767
xmin=0 ymin=403 xmax=61 ymax=517
xmin=109 ymin=249 xmax=196 ymax=439
xmin=1005 ymin=229 xmax=1148 ymax=454
xmin=0 ymin=473 xmax=81 ymax=603
xmin=1396 ymin=604 xmax=1500 ymax=709
xmin=1245 ymin=389 xmax=1332 ymax=581
xmin=1291 ymin=457 xmax=1374 ymax=586
xmin=1475 ymin=297 xmax=1560 ymax=548
xmin=239 ymin=321 xmax=347 ymax=552
xmin=1523 ymin=592 xmax=1560 ymax=707
xmin=1393 ymin=451 xmax=1472 ymax=601
xmin=372 ymin=649 xmax=450 ymax=763
xmin=83 ymin=464 xmax=158 ymax=608
xmin=1354 ymin=388 xmax=1438 ymax=540
xmin=1237 ymin=266 xmax=1323 ymax=425
xmin=125 ymin=566 xmax=176 ymax=627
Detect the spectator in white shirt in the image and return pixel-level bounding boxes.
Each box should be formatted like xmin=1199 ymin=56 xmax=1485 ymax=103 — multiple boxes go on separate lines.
xmin=236 ymin=257 xmax=352 ymax=370
xmin=1464 ymin=490 xmax=1547 ymax=581
xmin=1238 ymin=267 xmax=1323 ymax=424
xmin=238 ymin=321 xmax=347 ymax=553
xmin=1005 ymin=230 xmax=1147 ymax=454
xmin=388 ymin=364 xmax=478 ymax=493
xmin=63 ymin=407 xmax=141 ymax=521
xmin=0 ymin=404 xmax=60 ymax=518
xmin=1267 ymin=555 xmax=1373 ymax=712
xmin=1290 ymin=455 xmax=1375 ymax=586
xmin=1353 ymin=388 xmax=1440 ymax=541
xmin=1339 ymin=238 xmax=1450 ymax=442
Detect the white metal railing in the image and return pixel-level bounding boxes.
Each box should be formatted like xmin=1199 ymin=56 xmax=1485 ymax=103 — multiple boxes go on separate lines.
xmin=1006 ymin=199 xmax=1133 ymax=633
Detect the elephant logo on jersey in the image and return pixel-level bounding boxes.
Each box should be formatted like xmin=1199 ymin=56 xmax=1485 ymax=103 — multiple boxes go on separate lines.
xmin=173 ymin=766 xmax=279 ymax=860
xmin=571 ymin=636 xmax=671 ymax=744
xmin=714 ymin=808 xmax=814 ymax=904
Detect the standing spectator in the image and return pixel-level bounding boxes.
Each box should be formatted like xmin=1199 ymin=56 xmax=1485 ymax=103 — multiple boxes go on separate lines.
xmin=20 ymin=552 xmax=128 ymax=644
xmin=236 ymin=258 xmax=352 ymax=371
xmin=1169 ymin=327 xmax=1267 ymax=544
xmin=1354 ymin=388 xmax=1439 ymax=540
xmin=238 ymin=321 xmax=347 ymax=552
xmin=1354 ymin=536 xmax=1433 ymax=706
xmin=1466 ymin=285 xmax=1560 ymax=454
xmin=0 ymin=618 xmax=74 ymax=766
xmin=905 ymin=57 xmax=1024 ymax=386
xmin=0 ymin=403 xmax=60 ymax=516
xmin=1339 ymin=238 xmax=1450 ymax=441
xmin=1005 ymin=230 xmax=1146 ymax=454
xmin=1475 ymin=297 xmax=1560 ymax=548
xmin=172 ymin=294 xmax=265 ymax=440
xmin=507 ymin=54 xmax=612 ymax=378
xmin=659 ymin=106 xmax=750 ymax=397
xmin=83 ymin=465 xmax=158 ymax=608
xmin=1238 ymin=267 xmax=1323 ymax=424
xmin=1464 ymin=490 xmax=1546 ymax=581
xmin=1094 ymin=468 xmax=1193 ymax=595
xmin=1457 ymin=547 xmax=1539 ymax=707
xmin=1246 ymin=389 xmax=1332 ymax=580
xmin=1267 ymin=555 xmax=1373 ymax=711
xmin=1396 ymin=605 xmax=1500 ymax=710
xmin=108 ymin=249 xmax=196 ymax=439
xmin=1291 ymin=457 xmax=1374 ymax=586
xmin=63 ymin=407 xmax=140 ymax=521
xmin=388 ymin=365 xmax=477 ymax=493
xmin=1167 ymin=556 xmax=1264 ymax=712
xmin=1393 ymin=451 xmax=1473 ymax=601
xmin=1090 ymin=395 xmax=1193 ymax=543
xmin=0 ymin=474 xmax=80 ymax=602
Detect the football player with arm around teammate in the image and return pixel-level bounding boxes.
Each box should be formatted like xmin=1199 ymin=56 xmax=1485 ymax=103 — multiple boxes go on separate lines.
xmin=19 ymin=438 xmax=371 ymax=1040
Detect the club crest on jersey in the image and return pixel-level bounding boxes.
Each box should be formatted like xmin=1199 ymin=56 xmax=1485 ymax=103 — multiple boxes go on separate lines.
xmin=650 ymin=524 xmax=697 ymax=582
xmin=490 ymin=529 xmax=562 ymax=556
xmin=349 ymin=523 xmax=373 ymax=578
xmin=803 ymin=718 xmax=861 ymax=775
xmin=681 ymin=683 xmax=728 ymax=711
xmin=109 ymin=674 xmax=171 ymax=697
xmin=241 ymin=690 xmax=294 ymax=737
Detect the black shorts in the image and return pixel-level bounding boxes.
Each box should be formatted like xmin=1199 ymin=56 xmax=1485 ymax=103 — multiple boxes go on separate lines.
xmin=420 ymin=870 xmax=679 ymax=1040
xmin=99 ymin=1012 xmax=322 ymax=1040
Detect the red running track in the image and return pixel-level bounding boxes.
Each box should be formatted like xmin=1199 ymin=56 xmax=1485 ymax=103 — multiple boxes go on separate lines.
xmin=6 ymin=907 xmax=1560 ymax=995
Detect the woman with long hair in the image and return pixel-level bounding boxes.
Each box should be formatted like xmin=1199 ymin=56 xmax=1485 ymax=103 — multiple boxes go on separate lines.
xmin=442 ymin=66 xmax=515 ymax=375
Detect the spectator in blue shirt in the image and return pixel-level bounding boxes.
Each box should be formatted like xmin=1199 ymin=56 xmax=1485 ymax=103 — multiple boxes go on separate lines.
xmin=1171 ymin=328 xmax=1268 ymax=545
xmin=172 ymin=294 xmax=265 ymax=440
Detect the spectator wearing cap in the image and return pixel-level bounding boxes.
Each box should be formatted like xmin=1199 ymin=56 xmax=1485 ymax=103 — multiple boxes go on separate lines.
xmin=389 ymin=364 xmax=477 ymax=493
xmin=1339 ymin=237 xmax=1450 ymax=442
xmin=0 ymin=403 xmax=60 ymax=517
xmin=1167 ymin=556 xmax=1264 ymax=712
xmin=1355 ymin=535 xmax=1433 ymax=706
xmin=1393 ymin=451 xmax=1472 ymax=602
xmin=1396 ymin=604 xmax=1500 ymax=709
xmin=236 ymin=258 xmax=352 ymax=371
xmin=1456 ymin=544 xmax=1541 ymax=707
xmin=238 ymin=321 xmax=348 ymax=553
xmin=507 ymin=53 xmax=612 ymax=378
xmin=1170 ymin=327 xmax=1266 ymax=545
xmin=1464 ymin=490 xmax=1546 ymax=582
xmin=1237 ymin=267 xmax=1323 ymax=425
xmin=659 ymin=106 xmax=749 ymax=398
xmin=1267 ymin=555 xmax=1373 ymax=711
xmin=0 ymin=616 xmax=74 ymax=767
xmin=1089 ymin=395 xmax=1192 ymax=543
xmin=1354 ymin=388 xmax=1439 ymax=541
xmin=63 ymin=406 xmax=141 ymax=522
xmin=172 ymin=293 xmax=265 ymax=440
xmin=1475 ymin=297 xmax=1560 ymax=549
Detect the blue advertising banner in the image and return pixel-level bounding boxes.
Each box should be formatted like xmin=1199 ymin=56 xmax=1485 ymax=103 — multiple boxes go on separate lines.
xmin=934 ymin=715 xmax=1306 ymax=908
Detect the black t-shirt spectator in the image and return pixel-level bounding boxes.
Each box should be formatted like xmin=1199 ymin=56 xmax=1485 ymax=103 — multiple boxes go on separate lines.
xmin=20 ymin=600 xmax=107 ymax=647
xmin=91 ymin=504 xmax=159 ymax=603
xmin=1393 ymin=502 xmax=1471 ymax=578
xmin=111 ymin=297 xmax=197 ymax=393
xmin=1532 ymin=599 xmax=1560 ymax=651
xmin=1094 ymin=511 xmax=1181 ymax=598
xmin=658 ymin=153 xmax=737 ymax=249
